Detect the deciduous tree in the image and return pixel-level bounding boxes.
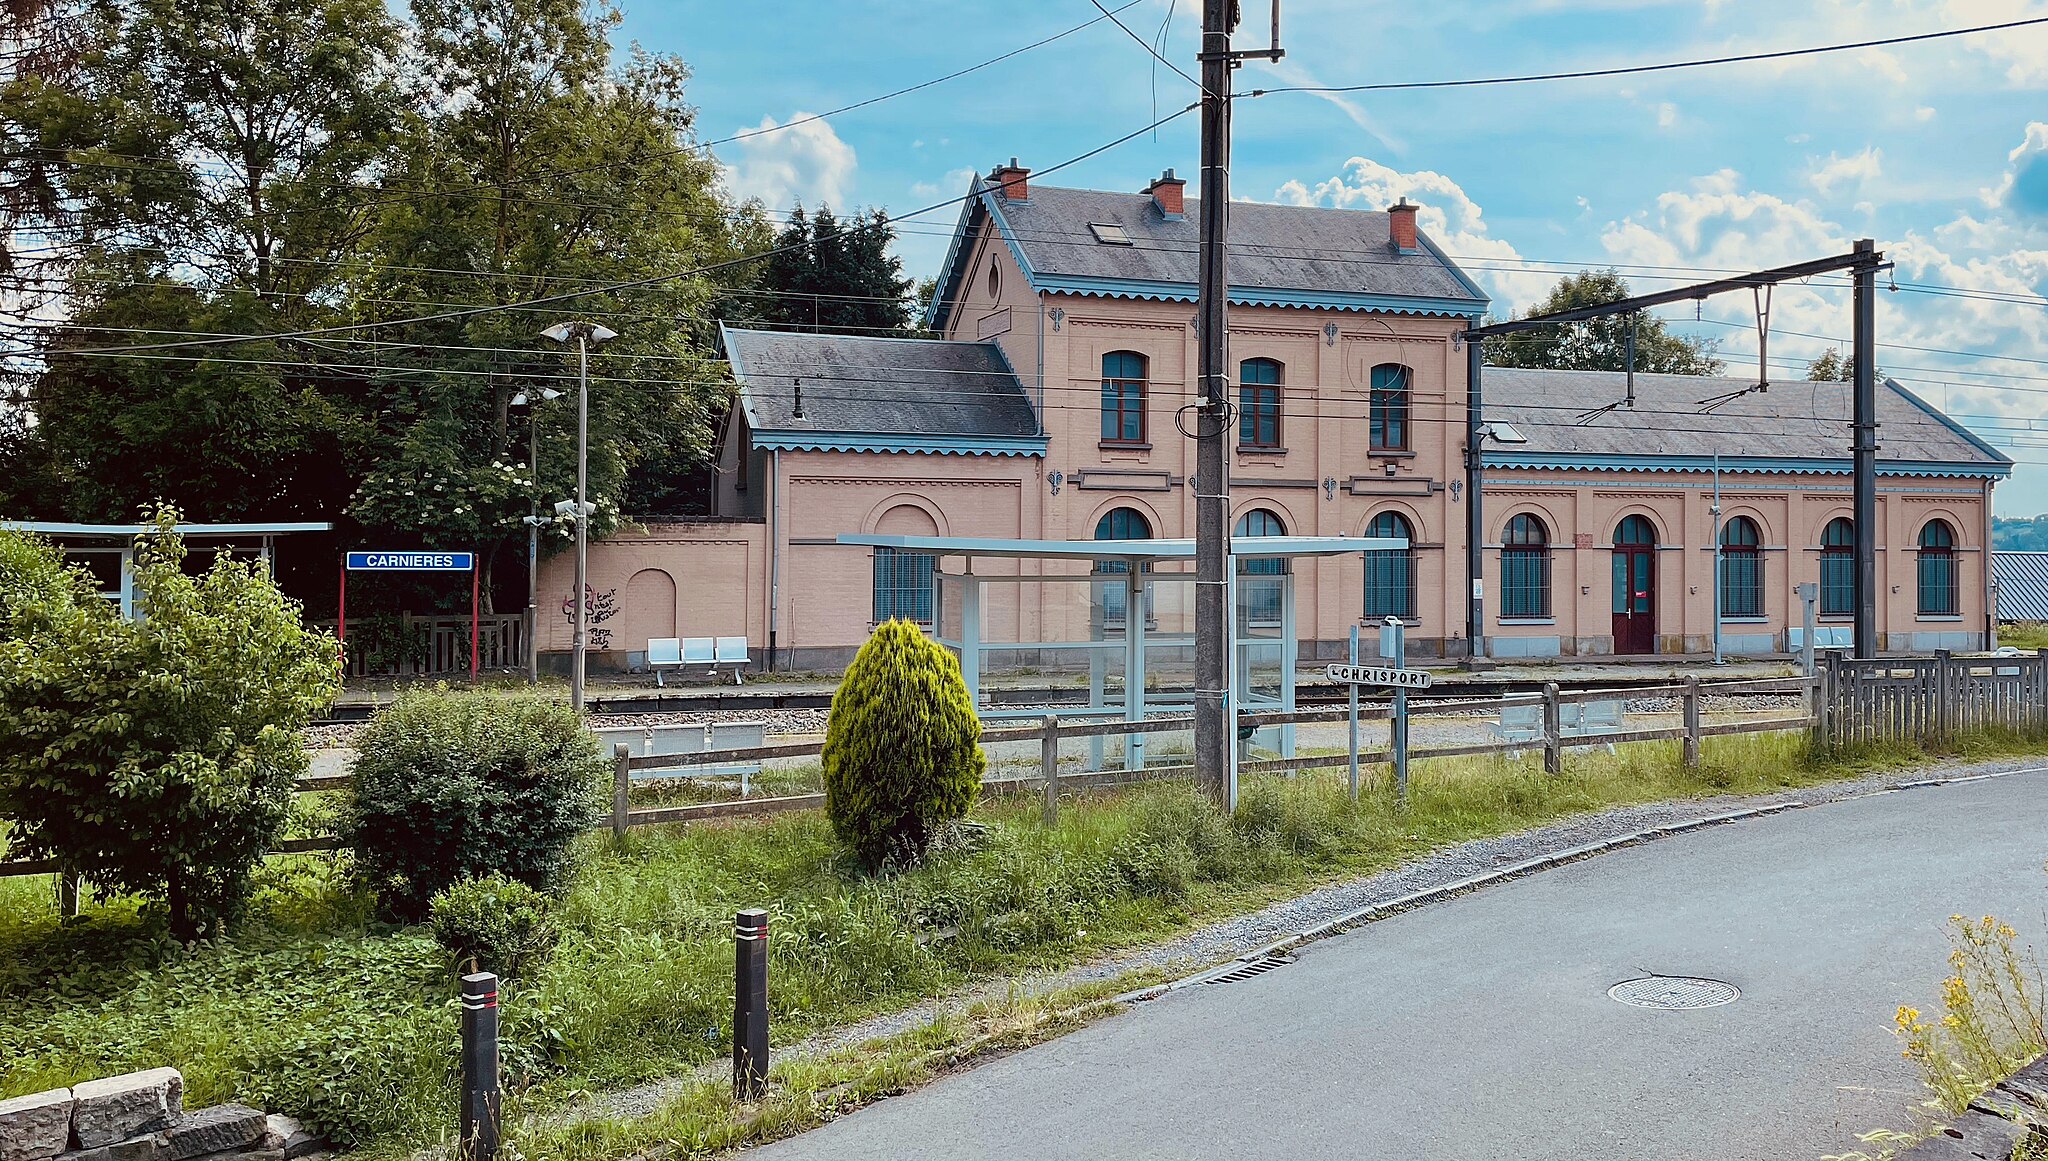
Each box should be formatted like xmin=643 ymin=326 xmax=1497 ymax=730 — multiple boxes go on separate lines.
xmin=1484 ymin=270 xmax=1723 ymax=375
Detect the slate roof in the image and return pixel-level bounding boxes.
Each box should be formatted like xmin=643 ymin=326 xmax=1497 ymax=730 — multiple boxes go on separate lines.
xmin=1480 ymin=368 xmax=2011 ymax=475
xmin=1993 ymin=552 xmax=2048 ymax=621
xmin=929 ymin=177 xmax=1488 ymax=329
xmin=721 ymin=326 xmax=1043 ymax=455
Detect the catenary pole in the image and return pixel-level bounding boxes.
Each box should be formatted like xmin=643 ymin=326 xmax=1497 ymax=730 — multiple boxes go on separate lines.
xmin=1464 ymin=335 xmax=1486 ymax=662
xmin=1192 ymin=0 xmax=1235 ymax=804
xmin=527 ymin=413 xmax=540 ymax=686
xmin=1851 ymin=237 xmax=1879 ymax=659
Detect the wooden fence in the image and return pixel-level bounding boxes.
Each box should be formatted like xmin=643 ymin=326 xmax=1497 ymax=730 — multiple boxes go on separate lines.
xmin=1816 ymin=649 xmax=2048 ymax=749
xmin=0 ymin=674 xmax=1818 ymax=878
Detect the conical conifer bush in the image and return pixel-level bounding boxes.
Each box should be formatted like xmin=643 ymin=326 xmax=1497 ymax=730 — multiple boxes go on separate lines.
xmin=822 ymin=618 xmax=985 ymax=870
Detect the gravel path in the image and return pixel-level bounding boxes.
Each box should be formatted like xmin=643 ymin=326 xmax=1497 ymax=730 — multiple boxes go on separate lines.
xmin=567 ymin=749 xmax=2048 ymax=1124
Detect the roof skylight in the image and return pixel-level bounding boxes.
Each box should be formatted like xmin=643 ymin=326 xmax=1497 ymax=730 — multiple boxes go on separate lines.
xmin=1089 ymin=223 xmax=1132 ymax=245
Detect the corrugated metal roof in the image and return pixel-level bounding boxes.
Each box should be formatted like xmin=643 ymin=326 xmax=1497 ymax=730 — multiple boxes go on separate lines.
xmin=1482 ymin=368 xmax=2009 ymax=469
xmin=722 ymin=326 xmax=1042 ymax=451
xmin=1994 ymin=551 xmax=2048 ymax=621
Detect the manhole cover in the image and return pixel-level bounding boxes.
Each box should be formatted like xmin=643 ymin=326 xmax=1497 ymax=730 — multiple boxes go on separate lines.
xmin=1608 ymin=975 xmax=1740 ymax=1010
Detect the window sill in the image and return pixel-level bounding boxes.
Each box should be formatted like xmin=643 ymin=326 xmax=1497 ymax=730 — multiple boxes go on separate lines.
xmin=1099 ymin=441 xmax=1152 ymax=452
xmin=1719 ymin=617 xmax=1770 ymax=624
xmin=1363 ymin=616 xmax=1423 ymax=628
xmin=1916 ymin=614 xmax=1964 ymax=622
xmin=1236 ymin=446 xmax=1287 ymax=456
xmin=1499 ymin=617 xmax=1556 ymax=626
xmin=1369 ymin=449 xmax=1417 ymax=459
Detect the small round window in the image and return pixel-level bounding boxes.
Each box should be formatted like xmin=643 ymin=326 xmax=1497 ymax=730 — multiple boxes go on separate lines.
xmin=987 ymin=258 xmax=999 ymax=299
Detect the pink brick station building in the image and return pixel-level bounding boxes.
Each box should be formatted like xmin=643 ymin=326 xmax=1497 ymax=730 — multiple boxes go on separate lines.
xmin=537 ymin=160 xmax=2009 ymax=672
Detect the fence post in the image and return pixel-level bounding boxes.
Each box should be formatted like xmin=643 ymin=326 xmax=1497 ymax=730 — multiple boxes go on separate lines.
xmin=1346 ymin=625 xmax=1360 ymax=800
xmin=2037 ymin=650 xmax=2048 ymax=735
xmin=55 ymin=871 xmax=79 ymax=918
xmin=459 ymin=971 xmax=500 ymax=1161
xmin=1041 ymin=714 xmax=1060 ymax=827
xmin=1541 ymin=682 xmax=1562 ymax=775
xmin=734 ymin=909 xmax=770 ymax=1101
xmin=1934 ymin=649 xmax=1953 ymax=746
xmin=1682 ymin=676 xmax=1701 ymax=768
xmin=1816 ymin=651 xmax=1836 ymax=745
xmin=612 ymin=742 xmax=632 ymax=838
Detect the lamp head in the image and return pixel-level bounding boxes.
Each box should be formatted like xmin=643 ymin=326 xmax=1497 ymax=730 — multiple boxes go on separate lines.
xmin=540 ymin=321 xmax=619 ymax=345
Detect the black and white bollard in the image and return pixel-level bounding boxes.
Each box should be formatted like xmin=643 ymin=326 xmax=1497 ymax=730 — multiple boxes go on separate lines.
xmin=459 ymin=972 xmax=500 ymax=1161
xmin=733 ymin=909 xmax=770 ymax=1101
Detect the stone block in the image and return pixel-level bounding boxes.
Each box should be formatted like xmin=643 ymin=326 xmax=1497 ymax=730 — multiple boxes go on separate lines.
xmin=258 ymin=1116 xmax=318 ymax=1161
xmin=55 ymin=1132 xmax=163 ymax=1161
xmin=208 ymin=1149 xmax=283 ymax=1161
xmin=70 ymin=1071 xmax=182 ymax=1149
xmin=1897 ymin=1110 xmax=2026 ymax=1159
xmin=0 ymin=1089 xmax=75 ymax=1161
xmin=159 ymin=1107 xmax=264 ymax=1161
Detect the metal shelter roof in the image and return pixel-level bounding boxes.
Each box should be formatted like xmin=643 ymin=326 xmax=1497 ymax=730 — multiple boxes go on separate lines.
xmin=5 ymin=521 xmax=332 ymax=537
xmin=836 ymin=534 xmax=1405 ymax=560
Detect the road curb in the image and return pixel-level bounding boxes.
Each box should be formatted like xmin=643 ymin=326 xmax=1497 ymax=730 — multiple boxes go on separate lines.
xmin=1117 ymin=765 xmax=2048 ymax=1006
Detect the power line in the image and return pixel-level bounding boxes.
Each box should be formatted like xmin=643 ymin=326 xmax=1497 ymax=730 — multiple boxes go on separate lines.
xmin=1087 ymin=0 xmax=1209 ymax=95
xmin=55 ymin=102 xmax=1201 ymax=357
xmin=1245 ymin=16 xmax=2048 ymax=96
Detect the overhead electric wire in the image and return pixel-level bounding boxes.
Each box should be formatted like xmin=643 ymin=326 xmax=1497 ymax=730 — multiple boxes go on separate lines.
xmin=54 ymin=101 xmax=1201 ymax=358
xmin=1245 ymin=15 xmax=2048 ymax=96
xmin=1087 ymin=0 xmax=1210 ymax=95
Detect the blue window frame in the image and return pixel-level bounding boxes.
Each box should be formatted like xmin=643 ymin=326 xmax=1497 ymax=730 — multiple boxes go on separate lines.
xmin=1094 ymin=507 xmax=1153 ymax=626
xmin=1501 ymin=513 xmax=1551 ymax=618
xmin=1719 ymin=516 xmax=1764 ymax=618
xmin=1101 ymin=351 xmax=1147 ymax=443
xmin=1362 ymin=511 xmax=1415 ymax=620
xmin=1820 ymin=517 xmax=1855 ymax=617
xmin=872 ymin=548 xmax=935 ymax=625
xmin=1369 ymin=364 xmax=1410 ymax=451
xmin=1238 ymin=358 xmax=1283 ymax=448
xmin=1918 ymin=519 xmax=1957 ymax=616
xmin=1235 ymin=508 xmax=1287 ymax=626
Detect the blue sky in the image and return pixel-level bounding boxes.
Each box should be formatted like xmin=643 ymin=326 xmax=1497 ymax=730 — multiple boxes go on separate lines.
xmin=633 ymin=0 xmax=2048 ymax=513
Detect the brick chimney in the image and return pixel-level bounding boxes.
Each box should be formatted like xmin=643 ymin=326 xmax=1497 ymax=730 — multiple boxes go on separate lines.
xmin=1145 ymin=169 xmax=1186 ymax=219
xmin=990 ymin=158 xmax=1029 ymax=203
xmin=1388 ymin=197 xmax=1420 ymax=254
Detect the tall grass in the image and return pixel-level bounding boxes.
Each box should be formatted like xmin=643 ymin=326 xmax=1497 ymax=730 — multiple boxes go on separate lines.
xmin=0 ymin=729 xmax=1998 ymax=1156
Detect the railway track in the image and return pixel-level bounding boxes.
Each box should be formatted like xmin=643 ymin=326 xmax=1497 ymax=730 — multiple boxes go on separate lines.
xmin=315 ymin=669 xmax=1804 ymax=725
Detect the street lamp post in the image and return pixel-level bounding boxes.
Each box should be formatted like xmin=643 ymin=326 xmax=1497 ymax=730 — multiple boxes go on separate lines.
xmin=1463 ymin=419 xmax=1528 ymax=665
xmin=540 ymin=321 xmax=617 ymax=713
xmin=510 ymin=386 xmax=562 ymax=686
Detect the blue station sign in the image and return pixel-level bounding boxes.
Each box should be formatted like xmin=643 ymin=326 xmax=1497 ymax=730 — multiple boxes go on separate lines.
xmin=346 ymin=550 xmax=475 ymax=571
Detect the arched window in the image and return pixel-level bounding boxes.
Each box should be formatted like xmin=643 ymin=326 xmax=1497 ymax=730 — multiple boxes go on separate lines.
xmin=1235 ymin=508 xmax=1287 ymax=626
xmin=1918 ymin=519 xmax=1958 ymax=616
xmin=1094 ymin=506 xmax=1153 ymax=627
xmin=1820 ymin=517 xmax=1855 ymax=617
xmin=1719 ymin=516 xmax=1764 ymax=619
xmin=1501 ymin=513 xmax=1551 ymax=618
xmin=1614 ymin=515 xmax=1657 ymax=547
xmin=1362 ymin=511 xmax=1416 ymax=620
xmin=872 ymin=505 xmax=938 ymax=624
xmin=1369 ymin=363 xmax=1411 ymax=451
xmin=1101 ymin=351 xmax=1147 ymax=443
xmin=1238 ymin=358 xmax=1283 ymax=449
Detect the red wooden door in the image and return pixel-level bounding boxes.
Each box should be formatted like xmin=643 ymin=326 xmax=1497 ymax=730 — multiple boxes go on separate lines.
xmin=1611 ymin=517 xmax=1657 ymax=654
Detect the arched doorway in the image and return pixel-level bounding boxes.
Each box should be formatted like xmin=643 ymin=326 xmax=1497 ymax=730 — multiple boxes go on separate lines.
xmin=1612 ymin=515 xmax=1657 ymax=655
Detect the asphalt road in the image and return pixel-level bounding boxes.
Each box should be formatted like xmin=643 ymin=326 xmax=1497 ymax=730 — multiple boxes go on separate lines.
xmin=754 ymin=771 xmax=2048 ymax=1161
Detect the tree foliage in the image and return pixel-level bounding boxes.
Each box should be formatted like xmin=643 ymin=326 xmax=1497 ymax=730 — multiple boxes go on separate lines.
xmin=0 ymin=510 xmax=343 ymax=938
xmin=751 ymin=205 xmax=915 ymax=334
xmin=821 ymin=619 xmax=984 ymax=871
xmin=345 ymin=685 xmax=604 ymax=920
xmin=5 ymin=0 xmax=758 ymax=547
xmin=1484 ymin=270 xmax=1724 ymax=375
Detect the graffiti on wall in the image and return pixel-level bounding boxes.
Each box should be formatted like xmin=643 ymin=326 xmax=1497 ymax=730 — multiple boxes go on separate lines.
xmin=562 ymin=585 xmax=619 ymax=649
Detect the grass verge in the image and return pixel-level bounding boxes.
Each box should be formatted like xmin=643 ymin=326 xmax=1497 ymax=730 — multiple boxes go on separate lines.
xmin=3 ymin=726 xmax=2041 ymax=1159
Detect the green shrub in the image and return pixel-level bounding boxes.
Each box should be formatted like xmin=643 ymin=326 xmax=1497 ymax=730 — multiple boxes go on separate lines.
xmin=0 ymin=512 xmax=342 ymax=939
xmin=430 ymin=874 xmax=559 ymax=977
xmin=346 ymin=687 xmax=604 ymax=919
xmin=821 ymin=619 xmax=985 ymax=871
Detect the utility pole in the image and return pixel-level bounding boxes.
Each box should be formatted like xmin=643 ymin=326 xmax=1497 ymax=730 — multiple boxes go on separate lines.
xmin=1192 ymin=0 xmax=1236 ymax=805
xmin=1463 ymin=335 xmax=1485 ymax=663
xmin=1851 ymin=237 xmax=1879 ymax=659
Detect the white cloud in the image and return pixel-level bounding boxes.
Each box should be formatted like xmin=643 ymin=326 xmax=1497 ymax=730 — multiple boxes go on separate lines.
xmin=1941 ymin=0 xmax=2048 ymax=84
xmin=1655 ymin=101 xmax=1679 ymax=130
xmin=716 ymin=113 xmax=857 ymax=212
xmin=1273 ymin=157 xmax=1554 ymax=309
xmin=910 ymin=167 xmax=977 ymax=200
xmin=1249 ymin=58 xmax=1406 ymax=153
xmin=1807 ymin=146 xmax=1883 ymax=198
xmin=1915 ymin=105 xmax=1938 ymax=122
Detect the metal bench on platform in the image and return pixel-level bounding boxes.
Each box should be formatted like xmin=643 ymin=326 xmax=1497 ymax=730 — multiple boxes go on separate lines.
xmin=592 ymin=720 xmax=767 ymax=795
